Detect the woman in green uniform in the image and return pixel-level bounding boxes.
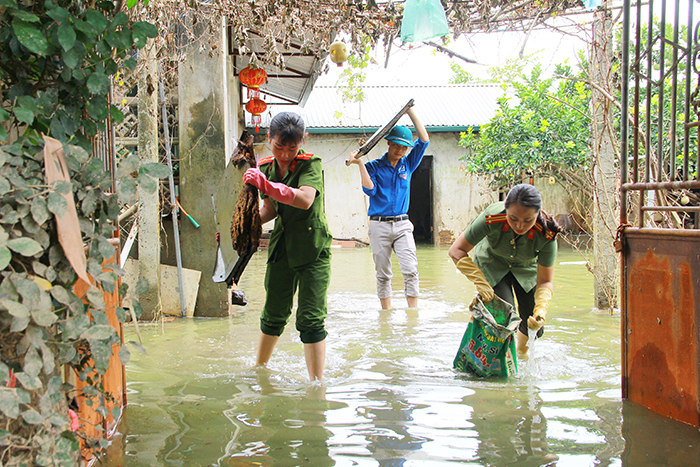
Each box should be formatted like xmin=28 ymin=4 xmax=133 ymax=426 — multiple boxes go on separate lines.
xmin=448 ymin=184 xmax=561 ymax=358
xmin=243 ymin=112 xmax=333 ymax=381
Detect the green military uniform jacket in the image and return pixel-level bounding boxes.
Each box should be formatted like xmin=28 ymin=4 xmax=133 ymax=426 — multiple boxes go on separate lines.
xmin=463 ymin=201 xmax=557 ymax=292
xmin=258 ymin=151 xmax=332 ymax=269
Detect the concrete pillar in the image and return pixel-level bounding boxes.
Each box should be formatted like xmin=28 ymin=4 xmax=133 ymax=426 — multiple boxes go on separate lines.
xmin=178 ymin=18 xmax=239 ymax=316
xmin=137 ymin=38 xmax=161 ymax=320
xmin=590 ymin=3 xmax=619 ymax=311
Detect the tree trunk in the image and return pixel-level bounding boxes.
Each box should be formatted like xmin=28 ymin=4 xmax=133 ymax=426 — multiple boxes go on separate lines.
xmin=590 ymin=3 xmax=619 ymax=311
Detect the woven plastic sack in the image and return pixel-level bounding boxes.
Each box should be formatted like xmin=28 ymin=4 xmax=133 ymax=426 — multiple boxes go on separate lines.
xmin=453 ymin=295 xmax=521 ymax=377
xmin=400 ymin=0 xmax=449 ymax=43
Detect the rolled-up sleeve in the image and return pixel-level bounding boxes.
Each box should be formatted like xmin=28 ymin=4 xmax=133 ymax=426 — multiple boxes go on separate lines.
xmin=406 ymin=139 xmax=429 ymax=172
xmin=362 ymin=165 xmax=378 ymax=197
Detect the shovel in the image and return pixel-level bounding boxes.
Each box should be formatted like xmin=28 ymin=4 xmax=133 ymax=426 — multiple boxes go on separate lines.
xmin=346 ymin=98 xmax=414 ymax=165
xmin=211 ymin=195 xmax=228 ymax=283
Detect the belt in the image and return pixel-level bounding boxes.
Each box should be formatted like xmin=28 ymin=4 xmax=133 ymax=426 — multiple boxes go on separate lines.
xmin=370 ymin=215 xmax=409 ymax=222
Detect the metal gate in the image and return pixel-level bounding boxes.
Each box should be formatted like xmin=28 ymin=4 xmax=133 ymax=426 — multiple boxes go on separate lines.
xmin=620 ymin=0 xmax=700 ymax=426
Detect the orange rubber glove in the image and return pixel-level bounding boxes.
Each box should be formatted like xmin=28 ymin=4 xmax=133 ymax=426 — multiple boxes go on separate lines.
xmin=456 ymin=256 xmax=494 ymax=303
xmin=528 ymin=287 xmax=552 ymax=331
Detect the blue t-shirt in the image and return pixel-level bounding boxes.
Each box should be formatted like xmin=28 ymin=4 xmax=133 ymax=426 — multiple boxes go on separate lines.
xmin=362 ymin=139 xmax=429 ymax=217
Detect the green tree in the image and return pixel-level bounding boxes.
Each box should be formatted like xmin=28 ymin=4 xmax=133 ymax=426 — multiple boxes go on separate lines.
xmin=458 ymin=61 xmax=591 ymax=193
xmin=0 ymin=1 xmax=162 ymax=464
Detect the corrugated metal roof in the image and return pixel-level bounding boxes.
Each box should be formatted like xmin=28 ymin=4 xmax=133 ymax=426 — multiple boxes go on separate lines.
xmin=253 ymin=84 xmax=508 ymax=132
xmin=230 ymin=28 xmax=325 ymax=106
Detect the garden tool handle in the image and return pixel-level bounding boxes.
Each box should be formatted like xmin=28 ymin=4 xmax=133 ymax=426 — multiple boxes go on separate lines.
xmin=176 ymin=199 xmax=200 ymax=228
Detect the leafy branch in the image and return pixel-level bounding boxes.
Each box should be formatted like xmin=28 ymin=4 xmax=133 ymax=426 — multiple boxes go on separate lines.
xmin=0 ymin=1 xmax=163 ymax=465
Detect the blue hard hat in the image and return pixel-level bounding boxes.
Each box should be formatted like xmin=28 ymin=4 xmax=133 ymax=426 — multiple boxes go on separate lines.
xmin=385 ymin=126 xmax=413 ymax=147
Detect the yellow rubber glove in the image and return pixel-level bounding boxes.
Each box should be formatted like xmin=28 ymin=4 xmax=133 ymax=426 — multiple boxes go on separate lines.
xmin=456 ymin=256 xmax=494 ymax=303
xmin=528 ymin=287 xmax=552 ymax=331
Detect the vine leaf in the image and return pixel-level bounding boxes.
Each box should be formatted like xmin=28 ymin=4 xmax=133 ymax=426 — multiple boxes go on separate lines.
xmin=139 ymin=162 xmax=171 ymax=179
xmin=12 ymin=19 xmax=48 ymax=56
xmin=118 ymin=345 xmax=130 ymax=365
xmin=47 ymin=191 xmax=68 ymax=216
xmin=15 ymin=372 xmax=42 ymax=390
xmin=30 ymin=307 xmax=57 ymax=327
xmin=30 ymin=198 xmax=50 ymax=225
xmin=0 ymin=390 xmax=20 ymax=418
xmin=42 ymin=136 xmax=90 ymax=284
xmin=80 ymin=325 xmax=114 ymax=340
xmin=6 ymin=238 xmax=42 ymax=257
xmin=57 ymin=23 xmax=76 ymax=51
xmin=0 ymin=246 xmax=10 ymax=269
xmin=23 ymin=348 xmax=42 ymax=379
xmin=0 ymin=0 xmax=19 ymax=10
xmin=20 ymin=409 xmax=44 ymax=425
xmin=13 ymin=106 xmax=34 ymax=125
xmin=0 ymin=299 xmax=29 ymax=318
xmin=131 ymin=21 xmax=158 ymax=49
xmin=0 ymin=175 xmax=10 ymax=195
xmin=10 ymin=315 xmax=29 ymax=332
xmin=87 ymin=71 xmax=110 ymax=95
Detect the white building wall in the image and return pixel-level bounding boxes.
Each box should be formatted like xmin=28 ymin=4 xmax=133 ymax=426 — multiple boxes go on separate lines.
xmin=426 ymin=132 xmax=497 ymax=244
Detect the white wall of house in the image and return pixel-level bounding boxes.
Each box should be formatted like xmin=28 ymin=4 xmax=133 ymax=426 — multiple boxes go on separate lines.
xmin=426 ymin=132 xmax=497 ymax=244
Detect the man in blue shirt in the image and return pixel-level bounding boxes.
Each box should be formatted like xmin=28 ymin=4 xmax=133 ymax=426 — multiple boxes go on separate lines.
xmin=347 ymin=106 xmax=430 ymax=309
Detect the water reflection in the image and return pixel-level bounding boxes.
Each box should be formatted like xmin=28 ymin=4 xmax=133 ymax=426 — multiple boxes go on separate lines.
xmin=221 ymin=371 xmax=335 ymax=466
xmin=101 ymin=246 xmax=700 ymax=467
xmin=466 ymin=379 xmax=558 ymax=466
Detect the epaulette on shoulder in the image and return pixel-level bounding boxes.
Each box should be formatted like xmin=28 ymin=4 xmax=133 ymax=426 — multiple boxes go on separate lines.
xmin=532 ymin=222 xmax=556 ymax=241
xmin=258 ymin=156 xmax=274 ymax=165
xmin=295 ymin=153 xmax=313 ymax=160
xmin=485 ymin=213 xmax=507 ymax=225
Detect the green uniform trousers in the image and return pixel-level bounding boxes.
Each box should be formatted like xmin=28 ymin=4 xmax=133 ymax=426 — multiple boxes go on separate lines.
xmin=261 ymin=245 xmax=331 ymax=344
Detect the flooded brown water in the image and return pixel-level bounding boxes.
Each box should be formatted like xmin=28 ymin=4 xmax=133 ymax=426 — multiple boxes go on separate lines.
xmin=101 ymin=246 xmax=700 ymax=466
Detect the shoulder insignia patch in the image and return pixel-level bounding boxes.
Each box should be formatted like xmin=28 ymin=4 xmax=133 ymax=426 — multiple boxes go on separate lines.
xmin=532 ymin=222 xmax=555 ymax=240
xmin=258 ymin=156 xmax=274 ymax=165
xmin=485 ymin=214 xmax=507 ymax=225
xmin=295 ymin=153 xmax=313 ymax=160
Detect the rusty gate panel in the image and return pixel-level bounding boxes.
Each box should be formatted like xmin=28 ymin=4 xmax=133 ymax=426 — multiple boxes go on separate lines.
xmin=622 ymin=228 xmax=700 ymax=426
xmin=619 ymin=0 xmax=700 ymax=426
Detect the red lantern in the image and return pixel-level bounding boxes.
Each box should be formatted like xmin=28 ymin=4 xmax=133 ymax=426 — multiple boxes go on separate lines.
xmin=246 ymin=98 xmax=267 ymax=133
xmin=239 ymin=65 xmax=268 ymax=99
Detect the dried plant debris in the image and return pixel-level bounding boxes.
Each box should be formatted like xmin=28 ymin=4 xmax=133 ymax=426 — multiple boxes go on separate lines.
xmin=130 ymin=1 xmax=587 ymax=70
xmin=230 ymin=133 xmax=262 ymax=257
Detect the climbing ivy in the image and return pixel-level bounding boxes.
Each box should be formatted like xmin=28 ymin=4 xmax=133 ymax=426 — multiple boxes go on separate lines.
xmin=0 ymin=1 xmax=162 ymax=465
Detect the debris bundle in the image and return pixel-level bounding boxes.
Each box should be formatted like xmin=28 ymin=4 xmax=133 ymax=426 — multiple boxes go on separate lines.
xmin=229 ymin=133 xmax=262 ymax=256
